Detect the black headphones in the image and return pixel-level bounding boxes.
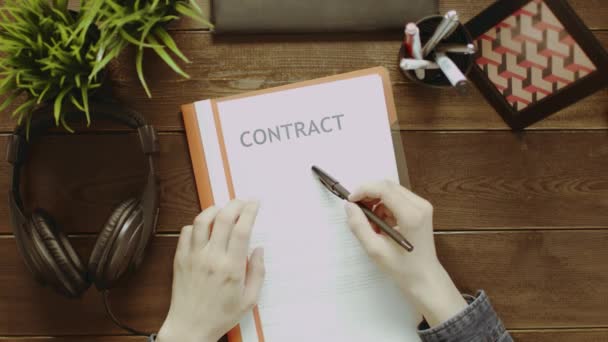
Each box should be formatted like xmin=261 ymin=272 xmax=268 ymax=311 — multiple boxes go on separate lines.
xmin=6 ymin=101 xmax=160 ymax=300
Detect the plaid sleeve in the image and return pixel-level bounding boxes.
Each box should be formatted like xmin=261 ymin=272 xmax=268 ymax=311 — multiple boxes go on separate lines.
xmin=417 ymin=291 xmax=513 ymax=342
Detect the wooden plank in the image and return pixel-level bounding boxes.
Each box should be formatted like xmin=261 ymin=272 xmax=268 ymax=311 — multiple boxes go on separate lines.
xmin=0 ymin=338 xmax=140 ymax=341
xmin=24 ymin=0 xmax=212 ymax=30
xmin=3 ymin=0 xmax=604 ymax=30
xmin=0 ymin=230 xmax=607 ymax=335
xmin=404 ymin=131 xmax=608 ymax=230
xmin=0 ymin=337 xmax=229 ymax=342
xmin=510 ymin=329 xmax=608 ymax=342
xmin=0 ymin=237 xmax=169 ymax=336
xmin=1 ymin=130 xmax=607 ymax=234
xmin=438 ymin=231 xmax=608 ymax=328
xmin=0 ymin=336 xmax=139 ymax=342
xmin=3 ymin=330 xmax=608 ymax=341
xmin=2 ymin=31 xmax=606 ymax=132
xmin=440 ymin=0 xmax=608 ymax=31
xmin=168 ymin=0 xmax=608 ymax=30
xmin=0 ymin=133 xmax=200 ymax=234
xmin=4 ymin=329 xmax=608 ymax=340
xmin=0 ymin=338 xmax=169 ymax=341
xmin=0 ymin=0 xmax=211 ymax=27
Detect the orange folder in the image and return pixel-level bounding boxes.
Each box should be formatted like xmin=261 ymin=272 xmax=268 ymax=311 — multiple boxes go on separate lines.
xmin=181 ymin=67 xmax=400 ymax=342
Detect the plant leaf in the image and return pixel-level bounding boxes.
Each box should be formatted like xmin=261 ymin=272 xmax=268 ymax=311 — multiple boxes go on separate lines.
xmin=0 ymin=74 xmax=16 ymax=95
xmin=60 ymin=113 xmax=75 ymax=133
xmin=12 ymin=97 xmax=36 ymax=119
xmin=146 ymin=35 xmax=190 ymax=79
xmin=175 ymin=2 xmax=213 ymax=28
xmin=0 ymin=91 xmax=20 ymax=112
xmin=136 ymin=47 xmax=152 ymax=98
xmin=74 ymin=0 xmax=104 ymax=41
xmin=188 ymin=0 xmax=203 ymax=13
xmin=80 ymin=84 xmax=90 ymax=126
xmin=70 ymin=94 xmax=86 ymax=112
xmin=153 ymin=27 xmax=190 ymax=63
xmin=55 ymin=0 xmax=69 ymax=13
xmin=53 ymin=86 xmax=72 ymax=125
xmin=119 ymin=29 xmax=162 ymax=48
xmin=25 ymin=112 xmax=32 ymax=140
xmin=37 ymin=84 xmax=52 ymax=104
xmin=90 ymin=39 xmax=127 ymax=80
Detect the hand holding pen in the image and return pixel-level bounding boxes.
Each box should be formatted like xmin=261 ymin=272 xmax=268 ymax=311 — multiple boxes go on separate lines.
xmin=344 ymin=180 xmax=468 ymax=327
xmin=313 ymin=166 xmax=414 ymax=252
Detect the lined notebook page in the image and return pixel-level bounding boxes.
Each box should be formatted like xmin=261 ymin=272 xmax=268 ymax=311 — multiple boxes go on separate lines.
xmin=198 ymin=74 xmax=421 ymax=341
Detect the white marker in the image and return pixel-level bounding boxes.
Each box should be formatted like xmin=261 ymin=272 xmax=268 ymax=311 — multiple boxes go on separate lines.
xmin=436 ymin=43 xmax=477 ymax=54
xmin=434 ymin=52 xmax=468 ymax=93
xmin=422 ymin=10 xmax=460 ymax=57
xmin=400 ymin=58 xmax=439 ymax=71
xmin=405 ymin=23 xmax=425 ymax=79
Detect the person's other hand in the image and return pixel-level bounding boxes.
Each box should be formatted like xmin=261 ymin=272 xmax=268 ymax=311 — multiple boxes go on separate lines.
xmin=345 ymin=180 xmax=467 ymax=327
xmin=157 ymin=200 xmax=265 ymax=342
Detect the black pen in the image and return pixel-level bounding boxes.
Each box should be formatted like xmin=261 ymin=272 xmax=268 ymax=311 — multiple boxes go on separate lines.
xmin=311 ymin=165 xmax=414 ymax=252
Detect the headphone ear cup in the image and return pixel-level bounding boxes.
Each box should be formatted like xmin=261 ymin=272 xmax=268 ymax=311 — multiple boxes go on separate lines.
xmin=89 ymin=198 xmax=143 ymax=289
xmin=28 ymin=210 xmax=89 ymax=297
xmin=17 ymin=216 xmax=58 ymax=286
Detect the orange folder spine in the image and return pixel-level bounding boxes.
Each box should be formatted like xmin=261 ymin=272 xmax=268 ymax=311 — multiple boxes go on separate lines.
xmin=182 ymin=102 xmax=266 ymax=342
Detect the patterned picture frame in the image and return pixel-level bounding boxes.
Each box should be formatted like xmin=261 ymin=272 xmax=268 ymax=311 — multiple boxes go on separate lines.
xmin=465 ymin=0 xmax=608 ymax=129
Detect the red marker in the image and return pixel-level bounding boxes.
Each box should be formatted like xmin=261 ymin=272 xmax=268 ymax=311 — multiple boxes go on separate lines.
xmin=404 ymin=23 xmax=424 ymax=79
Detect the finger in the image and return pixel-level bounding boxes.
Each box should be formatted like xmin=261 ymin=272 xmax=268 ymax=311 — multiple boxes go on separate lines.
xmin=243 ymin=247 xmax=266 ymax=310
xmin=359 ymin=197 xmax=382 ymax=208
xmin=397 ymin=186 xmax=431 ymax=210
xmin=208 ymin=200 xmax=247 ymax=251
xmin=176 ymin=225 xmax=193 ymax=262
xmin=228 ymin=201 xmax=260 ymax=262
xmin=348 ymin=180 xmax=408 ymax=215
xmin=345 ymin=202 xmax=388 ymax=261
xmin=192 ymin=206 xmax=221 ymax=249
xmin=348 ymin=180 xmax=426 ymax=229
xmin=373 ymin=204 xmax=397 ymax=227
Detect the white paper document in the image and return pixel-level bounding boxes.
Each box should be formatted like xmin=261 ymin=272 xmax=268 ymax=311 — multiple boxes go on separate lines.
xmin=195 ymin=73 xmax=421 ymax=341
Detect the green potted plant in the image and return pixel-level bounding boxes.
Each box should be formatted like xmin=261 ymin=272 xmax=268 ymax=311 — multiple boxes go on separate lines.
xmin=92 ymin=0 xmax=212 ymax=97
xmin=0 ymin=0 xmax=103 ymax=133
xmin=0 ymin=0 xmax=210 ymax=133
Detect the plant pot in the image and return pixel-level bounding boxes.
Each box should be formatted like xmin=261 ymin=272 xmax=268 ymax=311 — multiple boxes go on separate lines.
xmin=398 ymin=15 xmax=475 ymax=88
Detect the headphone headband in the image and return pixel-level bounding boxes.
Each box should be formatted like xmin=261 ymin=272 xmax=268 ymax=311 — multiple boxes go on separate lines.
xmin=6 ymin=101 xmax=158 ymax=165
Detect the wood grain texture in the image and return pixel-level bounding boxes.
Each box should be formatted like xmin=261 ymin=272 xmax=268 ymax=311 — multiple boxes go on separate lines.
xmin=440 ymin=0 xmax=608 ymax=30
xmin=2 ymin=330 xmax=608 ymax=341
xmin=2 ymin=0 xmax=211 ymax=29
xmin=510 ymin=329 xmax=608 ymax=342
xmin=0 ymin=230 xmax=606 ymax=335
xmin=1 ymin=1 xmax=607 ymax=340
xmin=404 ymin=131 xmax=608 ymax=229
xmin=2 ymin=329 xmax=608 ymax=340
xmin=1 ymin=130 xmax=607 ymax=234
xmin=437 ymin=231 xmax=608 ymax=328
xmin=166 ymin=0 xmax=608 ymax=31
xmin=0 ymin=133 xmax=200 ymax=234
xmin=2 ymin=31 xmax=606 ymax=132
xmin=2 ymin=0 xmax=604 ymax=30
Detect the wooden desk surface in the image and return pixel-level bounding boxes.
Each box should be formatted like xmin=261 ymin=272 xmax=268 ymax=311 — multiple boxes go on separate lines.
xmin=1 ymin=0 xmax=607 ymax=340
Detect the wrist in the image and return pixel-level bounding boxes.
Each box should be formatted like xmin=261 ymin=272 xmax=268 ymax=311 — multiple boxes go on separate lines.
xmin=157 ymin=317 xmax=219 ymax=342
xmin=407 ymin=263 xmax=468 ymax=327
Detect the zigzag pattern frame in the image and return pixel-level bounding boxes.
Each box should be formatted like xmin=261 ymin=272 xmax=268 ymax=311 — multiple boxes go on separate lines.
xmin=466 ymin=0 xmax=608 ymax=129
